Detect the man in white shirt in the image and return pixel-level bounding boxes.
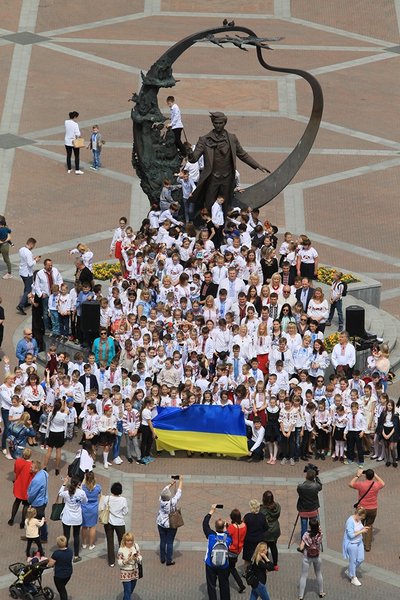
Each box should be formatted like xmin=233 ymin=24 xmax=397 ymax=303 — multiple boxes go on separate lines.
xmin=16 ymin=237 xmax=40 ymax=315
xmin=331 ymin=331 xmax=356 ymax=377
xmin=166 ymin=95 xmax=186 ymax=156
xmin=211 ymin=196 xmax=225 ymax=249
xmin=34 ymin=259 xmax=63 ymax=331
xmin=245 ymin=416 xmax=265 ymax=462
xmin=218 ymin=266 xmax=246 ymax=301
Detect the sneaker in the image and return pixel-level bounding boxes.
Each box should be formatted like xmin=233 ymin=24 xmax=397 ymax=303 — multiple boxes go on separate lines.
xmin=127 ymin=458 xmax=133 ymax=464
xmin=90 ymin=166 xmax=97 ymax=170
xmin=16 ymin=306 xmax=27 ymax=315
xmin=376 ymin=457 xmax=384 ymax=461
xmin=82 ymin=544 xmax=87 ymax=549
xmin=169 ymin=450 xmax=175 ymax=456
xmin=344 ymin=460 xmax=353 ymax=465
xmin=280 ymin=458 xmax=287 ymax=465
xmin=146 ymin=456 xmax=155 ymax=462
xmin=351 ymin=577 xmax=361 ymax=586
xmin=2 ymin=449 xmax=7 ymax=455
xmin=290 ymin=458 xmax=295 ymax=466
xmin=75 ymin=170 xmax=84 ymax=174
xmin=104 ymin=462 xmax=109 ymax=469
xmin=393 ymin=462 xmax=398 ymax=468
xmin=113 ymin=456 xmax=123 ymax=465
xmin=2 ymin=273 xmax=13 ymax=279
xmin=67 ymin=170 xmax=71 ymax=173
xmin=73 ymin=556 xmax=82 ymax=563
xmin=89 ymin=544 xmax=95 ymax=550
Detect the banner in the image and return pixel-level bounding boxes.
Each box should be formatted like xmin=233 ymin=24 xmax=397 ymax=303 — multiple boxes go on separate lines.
xmin=153 ymin=405 xmax=248 ymax=456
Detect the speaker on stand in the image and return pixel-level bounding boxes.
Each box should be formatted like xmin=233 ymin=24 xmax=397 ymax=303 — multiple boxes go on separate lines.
xmin=80 ymin=301 xmax=100 ymax=348
xmin=345 ymin=305 xmax=367 ymax=338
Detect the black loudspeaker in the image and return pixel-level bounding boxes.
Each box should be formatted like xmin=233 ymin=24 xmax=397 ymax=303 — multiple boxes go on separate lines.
xmin=81 ymin=301 xmax=100 ymax=333
xmin=346 ymin=305 xmax=366 ymax=338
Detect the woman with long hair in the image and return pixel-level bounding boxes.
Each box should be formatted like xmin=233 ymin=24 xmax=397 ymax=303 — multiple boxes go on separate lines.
xmin=227 ymin=508 xmax=247 ymax=593
xmin=138 ymin=398 xmax=156 ymax=465
xmin=376 ymin=398 xmax=399 ymax=467
xmin=249 ymin=541 xmax=274 ymax=600
xmin=307 ymin=339 xmax=330 ymax=383
xmin=81 ymin=471 xmax=102 ymax=550
xmin=117 ymin=532 xmax=142 ymax=600
xmin=298 ymin=518 xmax=325 ymax=599
xmin=307 ymin=287 xmax=329 ymax=333
xmin=243 ymin=500 xmax=268 ymax=568
xmin=278 ymin=303 xmax=296 ymax=333
xmin=156 ymin=476 xmax=183 ymax=566
xmin=42 ymin=398 xmax=69 ymax=475
xmin=260 ymin=491 xmax=281 ymax=569
xmin=59 ymin=475 xmax=88 ymax=563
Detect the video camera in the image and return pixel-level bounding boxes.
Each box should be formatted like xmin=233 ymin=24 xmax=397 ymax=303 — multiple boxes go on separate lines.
xmin=304 ymin=462 xmax=319 ymax=477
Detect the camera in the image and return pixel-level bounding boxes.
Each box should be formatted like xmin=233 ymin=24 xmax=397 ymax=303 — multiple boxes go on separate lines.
xmin=304 ymin=462 xmax=319 ymax=477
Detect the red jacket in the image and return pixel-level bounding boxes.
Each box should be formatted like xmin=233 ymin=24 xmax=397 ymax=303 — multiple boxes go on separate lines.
xmin=227 ymin=522 xmax=247 ymax=555
xmin=13 ymin=458 xmax=33 ymax=501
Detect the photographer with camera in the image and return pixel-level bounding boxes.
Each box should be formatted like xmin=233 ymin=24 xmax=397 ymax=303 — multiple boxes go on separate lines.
xmin=297 ymin=464 xmax=322 ymax=539
xmin=348 ymin=468 xmax=385 ymax=552
xmin=203 ymin=504 xmax=232 ymax=600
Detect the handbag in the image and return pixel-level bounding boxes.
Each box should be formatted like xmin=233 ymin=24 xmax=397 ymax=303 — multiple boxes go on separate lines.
xmin=50 ymin=496 xmax=64 ymax=521
xmin=72 ymin=137 xmax=84 ymax=148
xmin=168 ymin=500 xmax=184 ymax=528
xmin=67 ymin=452 xmax=81 ymax=478
xmin=354 ymin=481 xmax=374 ymax=509
xmin=138 ymin=562 xmax=143 ymax=579
xmin=99 ymin=496 xmax=110 ymax=524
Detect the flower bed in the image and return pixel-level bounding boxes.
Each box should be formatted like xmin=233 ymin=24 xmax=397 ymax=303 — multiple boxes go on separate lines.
xmin=317 ymin=267 xmax=359 ymax=286
xmin=92 ymin=262 xmax=122 ymax=281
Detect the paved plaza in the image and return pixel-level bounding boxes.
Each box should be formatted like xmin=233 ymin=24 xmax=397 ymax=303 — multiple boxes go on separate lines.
xmin=0 ymin=1 xmax=400 ymax=599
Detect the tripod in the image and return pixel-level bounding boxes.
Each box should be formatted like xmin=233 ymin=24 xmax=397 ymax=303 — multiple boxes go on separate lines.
xmin=288 ymin=513 xmax=299 ymax=548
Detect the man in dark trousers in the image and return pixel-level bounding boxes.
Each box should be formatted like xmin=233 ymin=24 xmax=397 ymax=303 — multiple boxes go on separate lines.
xmin=297 ymin=466 xmax=322 ymax=538
xmin=295 ymin=277 xmax=314 ymax=312
xmin=203 ymin=504 xmax=232 ymax=600
xmin=199 ymin=271 xmax=218 ymax=304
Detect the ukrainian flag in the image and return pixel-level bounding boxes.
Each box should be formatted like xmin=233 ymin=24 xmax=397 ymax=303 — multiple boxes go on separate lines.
xmin=153 ymin=405 xmax=248 ymax=456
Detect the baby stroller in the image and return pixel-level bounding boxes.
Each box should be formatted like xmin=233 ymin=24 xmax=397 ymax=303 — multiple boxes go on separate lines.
xmin=9 ymin=559 xmax=54 ymax=600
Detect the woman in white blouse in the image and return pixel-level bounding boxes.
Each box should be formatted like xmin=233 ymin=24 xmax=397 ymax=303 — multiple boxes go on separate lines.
xmin=284 ymin=322 xmax=302 ymax=352
xmin=99 ymin=481 xmax=129 ymax=567
xmin=64 ymin=111 xmax=83 ymax=174
xmin=307 ymin=287 xmax=329 ymax=333
xmin=156 ymin=476 xmax=183 ymax=566
xmin=59 ymin=475 xmax=88 ymax=562
xmin=43 ymin=399 xmax=69 ymax=475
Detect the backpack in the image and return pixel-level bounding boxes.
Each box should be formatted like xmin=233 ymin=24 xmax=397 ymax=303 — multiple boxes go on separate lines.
xmin=341 ymin=281 xmax=348 ymax=297
xmin=244 ymin=562 xmax=259 ymax=588
xmin=67 ymin=451 xmax=81 ymax=478
xmin=210 ymin=534 xmax=229 ymax=567
xmin=305 ymin=533 xmax=321 ymax=558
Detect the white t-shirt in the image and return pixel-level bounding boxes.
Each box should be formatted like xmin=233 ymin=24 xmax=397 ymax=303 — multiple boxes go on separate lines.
xmin=141 ymin=408 xmax=153 ymax=427
xmin=48 ymin=411 xmax=68 ymax=433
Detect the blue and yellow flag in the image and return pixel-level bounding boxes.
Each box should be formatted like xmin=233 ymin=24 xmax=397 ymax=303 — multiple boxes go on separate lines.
xmin=153 ymin=405 xmax=248 ymax=456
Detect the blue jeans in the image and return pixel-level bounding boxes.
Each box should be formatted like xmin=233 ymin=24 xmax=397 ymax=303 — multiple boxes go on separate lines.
xmin=92 ymin=149 xmax=101 ymax=168
xmin=158 ymin=525 xmax=177 ymax=563
xmin=301 ymin=517 xmax=309 ymax=539
xmin=1 ymin=408 xmax=9 ymax=449
xmin=122 ymin=579 xmax=137 ymax=600
xmin=50 ymin=310 xmax=60 ymax=335
xmin=18 ymin=275 xmax=33 ymax=309
xmin=294 ymin=427 xmax=302 ymax=459
xmin=328 ymin=299 xmax=343 ymax=330
xmin=182 ymin=198 xmax=194 ymax=222
xmin=250 ymin=582 xmax=271 ymax=600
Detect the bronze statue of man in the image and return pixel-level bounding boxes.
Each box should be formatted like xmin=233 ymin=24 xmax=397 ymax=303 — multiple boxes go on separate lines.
xmin=187 ymin=111 xmax=270 ymax=210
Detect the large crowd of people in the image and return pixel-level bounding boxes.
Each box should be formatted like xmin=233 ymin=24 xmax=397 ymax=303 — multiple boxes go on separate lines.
xmin=0 ymin=105 xmax=397 ymax=600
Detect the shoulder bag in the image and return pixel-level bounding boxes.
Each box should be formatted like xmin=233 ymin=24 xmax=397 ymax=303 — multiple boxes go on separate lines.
xmin=168 ymin=499 xmax=184 ymax=529
xmin=354 ymin=481 xmax=374 ymax=509
xmin=73 ymin=137 xmax=85 ymax=148
xmin=50 ymin=495 xmax=64 ymax=521
xmin=99 ymin=495 xmax=111 ymax=524
xmin=136 ymin=544 xmax=143 ymax=579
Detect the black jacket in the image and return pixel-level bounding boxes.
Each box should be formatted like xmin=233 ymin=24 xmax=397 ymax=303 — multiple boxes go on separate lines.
xmin=295 ymin=288 xmax=314 ymax=312
xmin=79 ymin=373 xmax=99 ymax=393
xmin=296 ymin=478 xmax=322 ymax=512
xmin=200 ymin=281 xmax=218 ymax=302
